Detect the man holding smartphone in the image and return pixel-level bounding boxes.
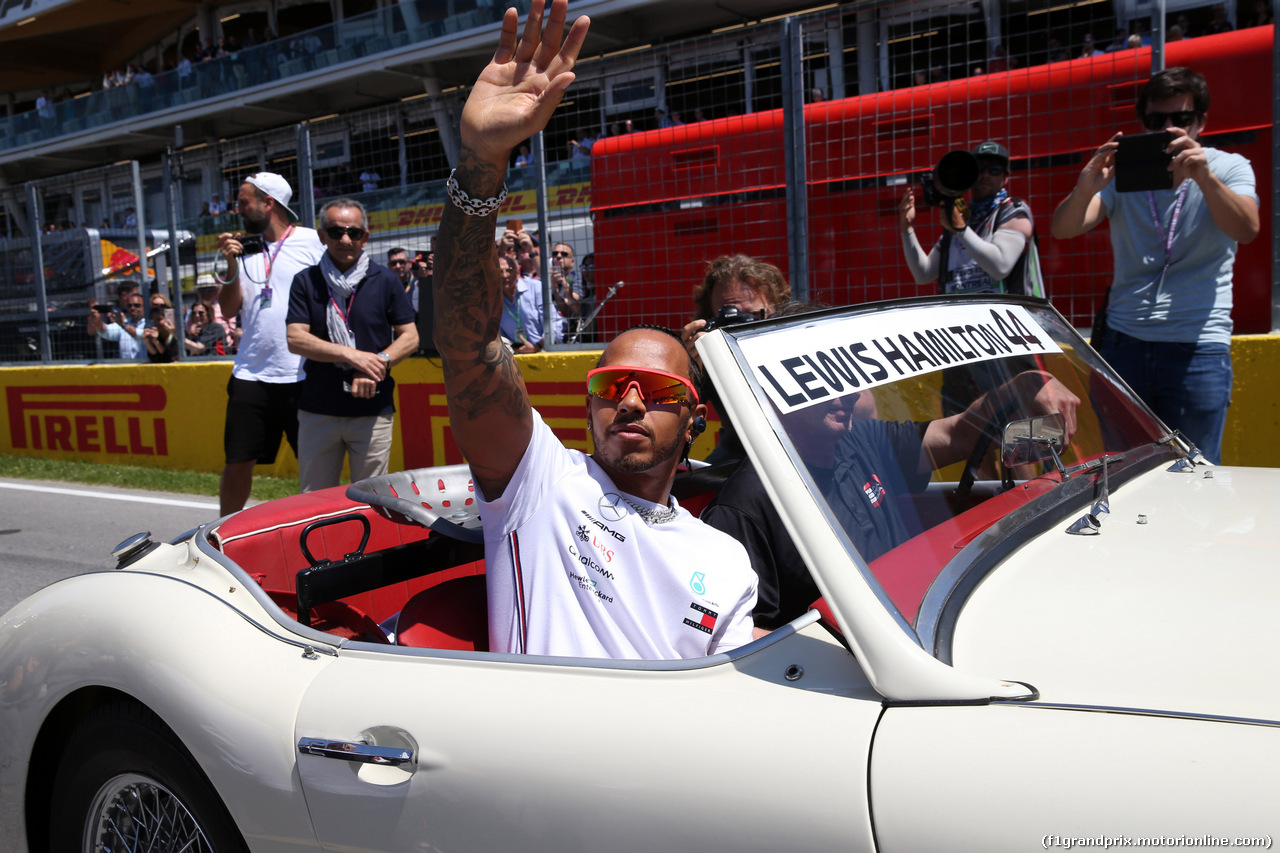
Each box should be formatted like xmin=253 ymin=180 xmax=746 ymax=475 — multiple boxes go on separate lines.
xmin=87 ymin=288 xmax=146 ymax=360
xmin=1050 ymin=67 xmax=1259 ymax=464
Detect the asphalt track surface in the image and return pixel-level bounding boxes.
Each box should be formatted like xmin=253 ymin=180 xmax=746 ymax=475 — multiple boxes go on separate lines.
xmin=0 ymin=477 xmax=226 ymax=617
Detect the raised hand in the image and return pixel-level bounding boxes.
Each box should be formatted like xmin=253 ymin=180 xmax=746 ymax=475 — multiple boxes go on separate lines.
xmin=898 ymin=189 xmax=916 ymax=234
xmin=1167 ymin=128 xmax=1209 ymax=185
xmin=460 ymin=0 xmax=590 ymax=166
xmin=1078 ymin=132 xmax=1123 ymax=194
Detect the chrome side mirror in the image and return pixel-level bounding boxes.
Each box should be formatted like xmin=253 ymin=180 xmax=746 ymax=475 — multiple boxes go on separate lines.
xmin=1001 ymin=413 xmax=1067 ymax=477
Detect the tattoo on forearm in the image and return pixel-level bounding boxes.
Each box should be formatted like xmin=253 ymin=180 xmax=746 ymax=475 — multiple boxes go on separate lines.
xmin=434 ymin=150 xmax=530 ymax=422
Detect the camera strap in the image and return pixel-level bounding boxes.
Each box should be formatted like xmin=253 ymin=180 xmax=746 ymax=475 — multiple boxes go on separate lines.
xmin=260 ymin=224 xmax=296 ymax=294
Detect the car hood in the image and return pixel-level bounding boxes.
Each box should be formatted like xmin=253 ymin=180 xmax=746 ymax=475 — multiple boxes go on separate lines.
xmin=950 ymin=463 xmax=1280 ymax=722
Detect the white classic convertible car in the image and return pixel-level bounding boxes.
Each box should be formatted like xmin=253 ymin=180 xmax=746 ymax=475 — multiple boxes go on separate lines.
xmin=2 ymin=296 xmax=1277 ymax=853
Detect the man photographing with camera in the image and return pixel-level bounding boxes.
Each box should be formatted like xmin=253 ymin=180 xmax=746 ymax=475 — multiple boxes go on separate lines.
xmin=214 ymin=172 xmax=325 ymax=515
xmin=898 ymin=140 xmax=1042 ymax=297
xmin=1050 ymin=67 xmax=1258 ymax=464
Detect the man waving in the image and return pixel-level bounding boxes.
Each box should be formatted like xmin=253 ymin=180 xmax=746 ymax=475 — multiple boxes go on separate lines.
xmin=434 ymin=0 xmax=757 ymax=660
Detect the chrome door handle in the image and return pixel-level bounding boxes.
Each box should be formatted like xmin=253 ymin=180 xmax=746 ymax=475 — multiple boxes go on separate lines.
xmin=298 ymin=737 xmax=414 ymax=766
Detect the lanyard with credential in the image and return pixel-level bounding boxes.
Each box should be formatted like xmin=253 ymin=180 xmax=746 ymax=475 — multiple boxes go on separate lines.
xmin=1146 ymin=182 xmax=1190 ymax=294
xmin=327 ymin=281 xmax=361 ymax=338
xmin=258 ymin=224 xmax=295 ymax=308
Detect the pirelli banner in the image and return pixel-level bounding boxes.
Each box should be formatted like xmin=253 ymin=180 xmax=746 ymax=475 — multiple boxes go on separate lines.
xmin=0 ymin=355 xmax=725 ymax=476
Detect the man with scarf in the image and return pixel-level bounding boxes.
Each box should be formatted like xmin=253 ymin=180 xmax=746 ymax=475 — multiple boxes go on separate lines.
xmin=897 ymin=140 xmax=1043 ymax=298
xmin=286 ymin=198 xmax=418 ymax=492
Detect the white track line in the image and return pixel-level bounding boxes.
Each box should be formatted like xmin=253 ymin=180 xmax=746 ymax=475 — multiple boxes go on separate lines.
xmin=0 ymin=481 xmax=218 ymax=510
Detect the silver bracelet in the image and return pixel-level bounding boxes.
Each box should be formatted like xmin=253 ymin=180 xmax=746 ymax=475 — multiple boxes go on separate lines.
xmin=446 ymin=169 xmax=508 ymax=217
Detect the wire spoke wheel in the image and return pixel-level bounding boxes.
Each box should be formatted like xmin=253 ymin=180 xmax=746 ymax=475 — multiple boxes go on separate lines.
xmin=84 ymin=772 xmax=214 ymax=853
xmin=50 ymin=700 xmax=247 ymax=853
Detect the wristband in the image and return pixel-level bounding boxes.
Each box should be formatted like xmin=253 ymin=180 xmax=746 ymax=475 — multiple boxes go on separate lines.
xmin=446 ymin=169 xmax=508 ymax=217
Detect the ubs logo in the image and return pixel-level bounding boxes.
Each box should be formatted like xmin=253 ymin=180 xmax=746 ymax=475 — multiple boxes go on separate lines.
xmin=598 ymin=492 xmax=626 ymax=522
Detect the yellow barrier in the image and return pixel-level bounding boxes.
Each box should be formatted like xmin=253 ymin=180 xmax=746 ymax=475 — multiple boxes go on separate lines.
xmin=1222 ymin=335 xmax=1280 ymax=467
xmin=3 ymin=336 xmax=1278 ymax=479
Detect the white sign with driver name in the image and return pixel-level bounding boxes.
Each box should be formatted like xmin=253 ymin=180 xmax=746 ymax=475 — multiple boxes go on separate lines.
xmin=737 ymin=303 xmax=1062 ymax=415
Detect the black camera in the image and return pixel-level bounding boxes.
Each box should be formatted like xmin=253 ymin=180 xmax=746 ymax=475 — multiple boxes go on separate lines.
xmin=919 ymin=149 xmax=981 ymax=208
xmin=92 ymin=304 xmax=115 ymax=314
xmin=702 ymin=305 xmax=757 ymax=334
xmin=240 ymin=234 xmax=265 ymax=256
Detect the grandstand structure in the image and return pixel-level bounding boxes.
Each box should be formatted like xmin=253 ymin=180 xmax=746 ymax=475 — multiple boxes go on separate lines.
xmin=0 ymin=0 xmax=1274 ymax=361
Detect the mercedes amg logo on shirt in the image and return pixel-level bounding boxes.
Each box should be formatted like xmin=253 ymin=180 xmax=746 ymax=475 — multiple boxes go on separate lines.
xmin=598 ymin=492 xmax=627 ymax=522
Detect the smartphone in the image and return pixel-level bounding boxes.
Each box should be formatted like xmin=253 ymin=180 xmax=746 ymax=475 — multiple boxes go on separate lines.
xmin=1114 ymin=131 xmax=1173 ymax=193
xmin=506 ymin=218 xmax=523 ymax=234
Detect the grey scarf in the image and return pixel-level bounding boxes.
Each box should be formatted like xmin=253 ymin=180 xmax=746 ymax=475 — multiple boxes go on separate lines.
xmin=320 ymin=251 xmax=370 ymax=348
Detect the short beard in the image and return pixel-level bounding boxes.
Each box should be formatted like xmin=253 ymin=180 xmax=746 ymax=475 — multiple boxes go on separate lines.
xmin=590 ymin=414 xmax=688 ymax=475
xmin=241 ymin=211 xmax=269 ymax=234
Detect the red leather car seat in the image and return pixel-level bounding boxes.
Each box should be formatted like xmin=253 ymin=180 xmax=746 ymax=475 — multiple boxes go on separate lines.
xmin=396 ymin=573 xmax=489 ymax=651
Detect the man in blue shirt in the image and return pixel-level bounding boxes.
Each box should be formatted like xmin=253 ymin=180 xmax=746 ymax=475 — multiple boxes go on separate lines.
xmin=1051 ymin=67 xmax=1259 ymax=463
xmin=497 ymin=253 xmax=561 ymax=353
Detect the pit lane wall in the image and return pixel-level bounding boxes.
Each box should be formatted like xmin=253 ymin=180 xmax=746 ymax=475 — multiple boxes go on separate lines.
xmin=2 ymin=335 xmax=1279 ymax=474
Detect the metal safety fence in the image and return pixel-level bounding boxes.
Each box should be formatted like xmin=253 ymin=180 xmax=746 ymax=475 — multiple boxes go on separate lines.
xmin=1 ymin=1 xmax=1275 ymax=364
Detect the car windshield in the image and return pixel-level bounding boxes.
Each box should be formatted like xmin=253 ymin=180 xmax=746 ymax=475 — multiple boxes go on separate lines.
xmin=723 ymin=298 xmax=1171 ymax=634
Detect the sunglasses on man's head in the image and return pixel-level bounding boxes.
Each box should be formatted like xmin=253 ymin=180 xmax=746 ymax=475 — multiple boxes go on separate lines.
xmin=324 ymin=225 xmax=367 ymax=241
xmin=587 ymin=367 xmax=699 ymax=407
xmin=1142 ymin=110 xmax=1200 ymax=131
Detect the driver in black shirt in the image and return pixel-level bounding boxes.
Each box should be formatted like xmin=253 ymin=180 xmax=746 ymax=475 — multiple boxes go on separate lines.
xmin=702 ymin=343 xmax=1078 ymax=633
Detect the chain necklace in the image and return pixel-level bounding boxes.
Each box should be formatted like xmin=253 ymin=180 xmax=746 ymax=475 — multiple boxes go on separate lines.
xmin=620 ymin=495 xmax=679 ymax=525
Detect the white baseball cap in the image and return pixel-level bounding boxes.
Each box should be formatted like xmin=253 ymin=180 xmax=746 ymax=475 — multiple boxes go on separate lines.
xmin=244 ymin=172 xmax=298 ymax=221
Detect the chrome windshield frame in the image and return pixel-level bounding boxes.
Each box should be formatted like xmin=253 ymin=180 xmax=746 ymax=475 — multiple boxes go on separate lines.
xmin=698 ymin=294 xmax=1177 ymax=702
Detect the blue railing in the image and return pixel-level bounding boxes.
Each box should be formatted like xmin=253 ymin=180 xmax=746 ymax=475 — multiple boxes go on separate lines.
xmin=0 ymin=0 xmax=530 ymax=155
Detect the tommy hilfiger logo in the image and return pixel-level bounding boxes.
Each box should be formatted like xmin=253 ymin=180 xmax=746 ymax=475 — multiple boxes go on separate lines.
xmin=683 ymin=602 xmax=719 ymax=635
xmin=863 ymin=474 xmax=886 ymax=508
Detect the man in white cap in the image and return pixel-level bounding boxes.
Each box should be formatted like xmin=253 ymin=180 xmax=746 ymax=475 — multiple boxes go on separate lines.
xmin=215 ymin=172 xmax=325 ymax=516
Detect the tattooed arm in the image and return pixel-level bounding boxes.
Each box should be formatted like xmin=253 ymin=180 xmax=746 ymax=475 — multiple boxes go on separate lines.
xmin=434 ymin=0 xmax=590 ymax=500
